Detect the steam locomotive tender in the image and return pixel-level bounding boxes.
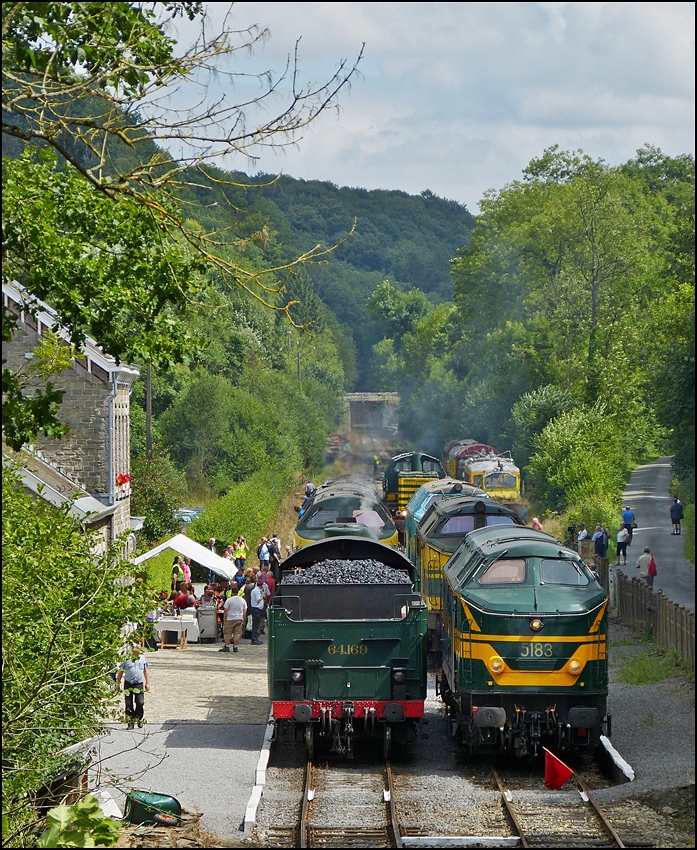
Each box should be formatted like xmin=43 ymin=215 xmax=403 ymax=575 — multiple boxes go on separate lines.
xmin=268 ymin=537 xmax=427 ymax=759
xmin=439 ymin=526 xmax=609 ymax=757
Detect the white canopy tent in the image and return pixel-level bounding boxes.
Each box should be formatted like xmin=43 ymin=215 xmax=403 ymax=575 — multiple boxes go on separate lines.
xmin=133 ymin=533 xmax=236 ymax=580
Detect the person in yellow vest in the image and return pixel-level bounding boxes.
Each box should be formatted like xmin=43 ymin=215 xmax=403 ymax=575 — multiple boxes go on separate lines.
xmin=234 ymin=535 xmax=248 ymax=571
xmin=171 ymin=556 xmax=185 ymax=592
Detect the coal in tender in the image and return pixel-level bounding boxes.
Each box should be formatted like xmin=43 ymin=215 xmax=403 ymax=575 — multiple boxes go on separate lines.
xmin=283 ymin=559 xmax=410 ymax=585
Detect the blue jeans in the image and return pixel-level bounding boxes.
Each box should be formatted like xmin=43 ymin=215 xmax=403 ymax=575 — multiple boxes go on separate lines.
xmin=251 ymin=607 xmax=264 ymax=641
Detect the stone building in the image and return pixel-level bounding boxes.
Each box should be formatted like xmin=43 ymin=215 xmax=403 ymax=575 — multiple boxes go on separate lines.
xmin=2 ymin=280 xmax=140 ymax=556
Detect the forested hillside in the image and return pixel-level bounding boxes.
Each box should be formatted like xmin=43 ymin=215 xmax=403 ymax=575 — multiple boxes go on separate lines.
xmin=174 ymin=168 xmax=475 ymax=388
xmin=366 ymin=144 xmax=695 ymax=531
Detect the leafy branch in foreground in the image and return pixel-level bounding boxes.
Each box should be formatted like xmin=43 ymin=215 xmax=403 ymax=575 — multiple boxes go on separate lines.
xmin=2 ymin=462 xmax=152 ymax=846
xmin=2 ymin=1 xmax=364 ymax=307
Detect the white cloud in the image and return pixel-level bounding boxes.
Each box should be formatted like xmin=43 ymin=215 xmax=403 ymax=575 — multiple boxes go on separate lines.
xmin=159 ymin=2 xmax=695 ymax=209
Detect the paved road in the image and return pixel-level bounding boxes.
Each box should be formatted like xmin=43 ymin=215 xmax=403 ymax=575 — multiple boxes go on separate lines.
xmin=91 ymin=636 xmax=270 ymax=841
xmin=622 ymin=456 xmax=694 ymax=612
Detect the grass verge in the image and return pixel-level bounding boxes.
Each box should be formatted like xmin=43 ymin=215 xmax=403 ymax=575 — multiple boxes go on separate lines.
xmin=615 ymin=647 xmax=692 ymax=685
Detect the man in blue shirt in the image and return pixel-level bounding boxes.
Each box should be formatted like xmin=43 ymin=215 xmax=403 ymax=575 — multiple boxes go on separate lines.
xmin=621 ymin=506 xmax=636 ymax=544
xmin=116 ymin=645 xmax=150 ymax=729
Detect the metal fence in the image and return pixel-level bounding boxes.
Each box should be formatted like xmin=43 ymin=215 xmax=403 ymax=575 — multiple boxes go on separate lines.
xmin=613 ymin=569 xmax=695 ymax=672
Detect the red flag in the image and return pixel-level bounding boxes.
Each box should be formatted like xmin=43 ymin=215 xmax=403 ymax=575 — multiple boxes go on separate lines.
xmin=544 ymin=747 xmax=574 ymax=789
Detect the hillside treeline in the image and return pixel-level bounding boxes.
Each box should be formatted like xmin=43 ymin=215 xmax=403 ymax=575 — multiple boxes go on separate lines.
xmin=366 ymin=145 xmax=694 ymax=529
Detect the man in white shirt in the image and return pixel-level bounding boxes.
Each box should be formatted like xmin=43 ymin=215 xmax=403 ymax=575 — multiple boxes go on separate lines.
xmin=577 ymin=524 xmax=588 ymax=542
xmin=219 ymin=587 xmax=247 ymax=653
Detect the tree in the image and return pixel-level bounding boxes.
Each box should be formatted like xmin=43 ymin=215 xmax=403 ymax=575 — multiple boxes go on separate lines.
xmin=2 ymin=2 xmax=363 ymax=449
xmin=2 ymin=464 xmax=151 ymax=846
xmin=2 ymin=2 xmax=362 ymax=301
xmin=130 ymin=453 xmax=187 ymax=543
xmin=366 ymin=281 xmax=432 ymax=350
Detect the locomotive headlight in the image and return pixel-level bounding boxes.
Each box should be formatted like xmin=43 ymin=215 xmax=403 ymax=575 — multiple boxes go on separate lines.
xmin=530 ymin=618 xmax=544 ymax=631
xmin=489 ymin=656 xmax=505 ymax=674
xmin=392 ymin=669 xmax=406 ymax=683
xmin=291 ymin=669 xmax=305 ymax=683
xmin=568 ymin=659 xmax=582 ymax=675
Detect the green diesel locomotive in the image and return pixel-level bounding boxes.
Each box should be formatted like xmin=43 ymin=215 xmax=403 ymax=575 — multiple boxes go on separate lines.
xmin=268 ymin=536 xmax=427 ymax=759
xmin=439 ymin=526 xmax=609 ymax=757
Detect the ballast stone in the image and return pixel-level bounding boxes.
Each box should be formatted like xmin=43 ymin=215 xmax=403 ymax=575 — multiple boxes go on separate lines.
xmin=283 ymin=559 xmax=409 ymax=585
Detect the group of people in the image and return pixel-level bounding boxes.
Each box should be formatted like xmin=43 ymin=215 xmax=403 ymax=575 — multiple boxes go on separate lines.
xmin=532 ymin=503 xmax=666 ymax=590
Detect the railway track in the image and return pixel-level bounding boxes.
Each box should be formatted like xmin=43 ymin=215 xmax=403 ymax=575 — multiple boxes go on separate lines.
xmin=267 ymin=757 xmax=402 ymax=848
xmin=493 ymin=767 xmax=629 ymax=849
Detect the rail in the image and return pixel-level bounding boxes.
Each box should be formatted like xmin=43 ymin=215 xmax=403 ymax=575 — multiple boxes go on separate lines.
xmin=299 ymin=758 xmax=401 ymax=848
xmin=493 ymin=767 xmax=626 ymax=848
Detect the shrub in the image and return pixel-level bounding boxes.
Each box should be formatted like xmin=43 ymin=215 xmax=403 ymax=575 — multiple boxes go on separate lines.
xmin=188 ymin=465 xmax=297 ymax=553
xmin=2 ymin=465 xmax=150 ymax=846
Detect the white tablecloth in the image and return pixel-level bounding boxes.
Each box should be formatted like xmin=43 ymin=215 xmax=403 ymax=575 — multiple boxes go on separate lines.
xmin=154 ymin=617 xmax=200 ymax=643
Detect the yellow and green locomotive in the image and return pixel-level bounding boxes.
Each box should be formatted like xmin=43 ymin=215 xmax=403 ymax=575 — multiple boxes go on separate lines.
xmin=439 ymin=526 xmax=609 ymax=756
xmin=415 ymin=496 xmax=524 ymax=645
xmin=382 ymin=451 xmax=446 ymax=539
xmin=403 ymin=477 xmax=487 ymax=567
xmin=268 ymin=537 xmax=427 ymax=759
xmin=294 ymin=480 xmax=398 ymax=548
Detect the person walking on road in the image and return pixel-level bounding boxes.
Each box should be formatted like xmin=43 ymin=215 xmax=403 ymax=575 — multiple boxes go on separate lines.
xmin=616 ymin=523 xmax=630 ymax=566
xmin=670 ymin=497 xmax=684 ymax=535
xmin=116 ymin=645 xmax=150 ymax=729
xmin=636 ymin=547 xmax=657 ymax=589
xmin=219 ymin=584 xmax=247 ymax=653
xmin=622 ymin=506 xmax=636 ymax=545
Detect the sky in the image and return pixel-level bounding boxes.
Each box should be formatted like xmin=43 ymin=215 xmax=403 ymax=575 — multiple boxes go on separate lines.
xmin=164 ymin=2 xmax=695 ymax=211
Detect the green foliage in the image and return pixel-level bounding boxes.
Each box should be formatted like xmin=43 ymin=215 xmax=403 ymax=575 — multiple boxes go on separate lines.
xmin=1 ymin=361 xmax=68 ymax=451
xmin=526 ymin=403 xmax=629 ymax=529
xmin=37 ymin=794 xmax=119 ymax=848
xmin=140 ymin=550 xmax=180 ymax=594
xmin=188 ymin=467 xmax=297 ymax=553
xmin=511 ymin=385 xmax=576 ymax=467
xmin=3 ymin=2 xmax=200 ymax=98
xmin=645 ymin=283 xmax=695 ymax=484
xmin=2 ymin=464 xmax=150 ymax=846
xmin=3 ymin=150 xmax=207 ymax=367
xmin=615 ymin=648 xmax=689 ymax=686
xmin=367 ymin=281 xmax=433 ymax=350
xmin=130 ymin=454 xmax=187 ymax=545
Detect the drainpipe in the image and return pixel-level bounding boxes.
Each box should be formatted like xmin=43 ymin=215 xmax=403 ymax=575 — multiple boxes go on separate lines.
xmin=108 ymin=373 xmax=118 ymax=544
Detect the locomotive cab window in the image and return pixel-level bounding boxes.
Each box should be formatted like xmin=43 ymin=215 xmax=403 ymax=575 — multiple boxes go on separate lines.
xmin=413 ymin=493 xmax=445 ymax=521
xmin=421 ymin=457 xmax=441 ymax=473
xmin=353 ymin=509 xmax=385 ymax=528
xmin=484 ymin=472 xmax=517 ymax=489
xmin=472 ymin=474 xmax=484 ymax=487
xmin=305 ymin=508 xmax=342 ymax=528
xmin=478 ymin=558 xmax=526 ymax=584
xmin=440 ymin=515 xmax=475 ymax=535
xmin=540 ymin=559 xmax=589 ymax=586
xmin=485 ymin=515 xmax=516 ymax=526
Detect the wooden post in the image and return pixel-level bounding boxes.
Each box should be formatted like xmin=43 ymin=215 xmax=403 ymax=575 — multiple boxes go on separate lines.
xmin=146 ymin=362 xmax=152 ymax=461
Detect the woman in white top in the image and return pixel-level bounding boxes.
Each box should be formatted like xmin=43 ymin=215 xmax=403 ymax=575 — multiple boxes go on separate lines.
xmin=615 ymin=523 xmax=629 ymax=566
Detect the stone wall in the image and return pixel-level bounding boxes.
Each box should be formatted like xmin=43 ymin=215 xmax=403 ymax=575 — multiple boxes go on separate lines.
xmin=3 ymin=312 xmax=137 ymax=546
